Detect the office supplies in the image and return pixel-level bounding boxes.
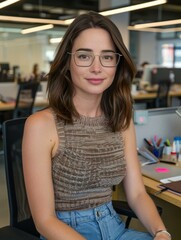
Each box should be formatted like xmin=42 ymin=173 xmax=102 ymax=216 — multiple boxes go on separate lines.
xmin=176 ymin=106 xmax=181 ymax=118
xmin=158 ymin=180 xmax=181 ymax=196
xmin=154 ymin=188 xmax=168 ymax=196
xmin=144 ymin=138 xmax=153 ymax=147
xmin=137 ymin=147 xmax=159 ymax=166
xmin=141 ymin=162 xmax=181 ymax=183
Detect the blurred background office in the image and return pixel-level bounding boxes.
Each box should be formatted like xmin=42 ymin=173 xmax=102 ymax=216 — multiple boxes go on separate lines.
xmin=0 ymin=0 xmax=181 ymax=111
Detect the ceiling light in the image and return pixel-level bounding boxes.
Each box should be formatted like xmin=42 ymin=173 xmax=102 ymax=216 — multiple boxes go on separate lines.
xmin=100 ymin=0 xmax=167 ymax=16
xmin=49 ymin=37 xmax=62 ymax=44
xmin=21 ymin=24 xmax=54 ymax=34
xmin=0 ymin=0 xmax=20 ymax=9
xmin=0 ymin=15 xmax=70 ymax=26
xmin=128 ymin=26 xmax=181 ymax=33
xmin=132 ymin=19 xmax=181 ymax=29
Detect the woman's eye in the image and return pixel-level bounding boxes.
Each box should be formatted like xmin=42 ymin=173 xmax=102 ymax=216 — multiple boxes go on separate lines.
xmin=78 ymin=54 xmax=90 ymax=60
xmin=102 ymin=55 xmax=114 ymax=61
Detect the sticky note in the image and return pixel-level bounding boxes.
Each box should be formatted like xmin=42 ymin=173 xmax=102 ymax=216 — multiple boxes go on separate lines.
xmin=155 ymin=168 xmax=169 ymax=173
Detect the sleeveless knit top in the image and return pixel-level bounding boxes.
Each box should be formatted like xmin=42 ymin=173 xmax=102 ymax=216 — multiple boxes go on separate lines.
xmin=52 ymin=112 xmax=126 ymax=211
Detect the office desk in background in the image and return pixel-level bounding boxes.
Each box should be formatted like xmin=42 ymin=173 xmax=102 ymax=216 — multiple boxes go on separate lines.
xmin=132 ymin=88 xmax=181 ymax=101
xmin=0 ymin=98 xmax=48 ymax=111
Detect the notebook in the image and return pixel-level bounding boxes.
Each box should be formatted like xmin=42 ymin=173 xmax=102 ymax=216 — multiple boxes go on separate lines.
xmin=159 ymin=180 xmax=181 ymax=196
xmin=141 ymin=162 xmax=181 ymax=183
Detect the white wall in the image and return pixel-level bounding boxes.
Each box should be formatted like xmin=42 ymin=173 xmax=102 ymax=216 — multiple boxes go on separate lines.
xmin=100 ymin=0 xmax=130 ymax=48
xmin=111 ymin=13 xmax=130 ymax=49
xmin=138 ymin=32 xmax=157 ymax=66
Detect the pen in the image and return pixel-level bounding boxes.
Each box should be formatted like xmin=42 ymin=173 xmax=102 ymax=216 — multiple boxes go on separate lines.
xmin=154 ymin=188 xmax=168 ymax=196
xmin=144 ymin=138 xmax=153 ymax=146
xmin=166 ymin=139 xmax=171 ymax=146
xmin=157 ymin=138 xmax=162 ymax=147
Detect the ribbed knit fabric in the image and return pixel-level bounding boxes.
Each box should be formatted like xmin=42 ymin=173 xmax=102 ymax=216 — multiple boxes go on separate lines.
xmin=52 ymin=113 xmax=126 ymax=211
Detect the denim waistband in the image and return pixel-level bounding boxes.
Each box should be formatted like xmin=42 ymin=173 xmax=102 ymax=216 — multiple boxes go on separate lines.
xmin=56 ymin=201 xmax=116 ymax=224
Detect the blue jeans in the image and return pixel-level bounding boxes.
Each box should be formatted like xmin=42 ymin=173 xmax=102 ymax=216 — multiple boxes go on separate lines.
xmin=40 ymin=202 xmax=153 ymax=240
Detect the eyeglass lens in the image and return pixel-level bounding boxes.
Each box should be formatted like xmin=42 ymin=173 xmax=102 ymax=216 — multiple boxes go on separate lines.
xmin=73 ymin=51 xmax=120 ymax=67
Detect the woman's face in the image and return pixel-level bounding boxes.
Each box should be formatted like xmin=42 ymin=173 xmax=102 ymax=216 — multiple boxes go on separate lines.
xmin=69 ymin=28 xmax=118 ymax=98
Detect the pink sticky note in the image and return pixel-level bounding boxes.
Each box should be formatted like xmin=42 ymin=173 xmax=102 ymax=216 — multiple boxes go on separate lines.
xmin=155 ymin=168 xmax=169 ymax=173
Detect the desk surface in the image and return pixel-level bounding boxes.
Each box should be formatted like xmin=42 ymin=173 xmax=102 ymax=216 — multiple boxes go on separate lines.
xmin=142 ymin=161 xmax=181 ymax=208
xmin=133 ymin=89 xmax=181 ymax=100
xmin=0 ymin=98 xmax=48 ymax=111
xmin=143 ymin=175 xmax=181 ymax=208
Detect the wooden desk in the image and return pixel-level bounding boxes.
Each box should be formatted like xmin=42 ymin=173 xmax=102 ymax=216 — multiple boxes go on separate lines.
xmin=133 ymin=89 xmax=181 ymax=101
xmin=0 ymin=98 xmax=48 ymax=111
xmin=142 ymin=176 xmax=181 ymax=208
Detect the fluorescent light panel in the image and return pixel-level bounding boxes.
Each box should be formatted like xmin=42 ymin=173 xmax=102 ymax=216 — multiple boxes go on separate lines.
xmin=128 ymin=26 xmax=181 ymax=33
xmin=0 ymin=0 xmax=167 ymax=25
xmin=49 ymin=37 xmax=62 ymax=44
xmin=132 ymin=19 xmax=181 ymax=29
xmin=0 ymin=0 xmax=20 ymax=9
xmin=100 ymin=0 xmax=167 ymax=16
xmin=0 ymin=15 xmax=70 ymax=25
xmin=21 ymin=24 xmax=54 ymax=34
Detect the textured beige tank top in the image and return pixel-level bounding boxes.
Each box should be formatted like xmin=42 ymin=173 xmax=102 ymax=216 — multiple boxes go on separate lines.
xmin=52 ymin=112 xmax=126 ymax=211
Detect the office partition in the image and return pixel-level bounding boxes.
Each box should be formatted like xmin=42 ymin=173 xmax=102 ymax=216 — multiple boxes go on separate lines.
xmin=135 ymin=107 xmax=181 ymax=148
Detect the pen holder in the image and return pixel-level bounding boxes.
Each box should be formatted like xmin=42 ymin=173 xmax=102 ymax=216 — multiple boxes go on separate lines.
xmin=163 ymin=146 xmax=172 ymax=155
xmin=148 ymin=146 xmax=164 ymax=158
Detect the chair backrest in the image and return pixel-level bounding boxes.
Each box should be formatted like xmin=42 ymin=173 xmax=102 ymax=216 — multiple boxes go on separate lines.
xmin=13 ymin=81 xmax=40 ymax=118
xmin=155 ymin=79 xmax=171 ymax=108
xmin=2 ymin=117 xmax=39 ymax=237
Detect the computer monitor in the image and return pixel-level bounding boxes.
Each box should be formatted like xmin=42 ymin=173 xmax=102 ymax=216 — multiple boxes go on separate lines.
xmin=141 ymin=65 xmax=161 ymax=84
xmin=0 ymin=63 xmax=10 ymax=71
xmin=0 ymin=63 xmax=15 ymax=83
xmin=151 ymin=67 xmax=181 ymax=85
xmin=171 ymin=68 xmax=181 ymax=84
xmin=0 ymin=72 xmax=14 ymax=83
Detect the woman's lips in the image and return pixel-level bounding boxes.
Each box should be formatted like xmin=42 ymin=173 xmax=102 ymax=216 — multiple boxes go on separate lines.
xmin=86 ymin=78 xmax=104 ymax=85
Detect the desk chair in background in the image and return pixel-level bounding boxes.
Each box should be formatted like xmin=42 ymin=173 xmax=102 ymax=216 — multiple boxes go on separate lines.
xmin=154 ymin=79 xmax=171 ymax=108
xmin=0 ymin=118 xmax=39 ymax=240
xmin=13 ymin=81 xmax=40 ymax=118
xmin=0 ymin=118 xmax=162 ymax=239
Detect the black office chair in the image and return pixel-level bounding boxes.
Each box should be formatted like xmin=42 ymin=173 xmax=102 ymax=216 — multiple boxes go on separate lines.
xmin=13 ymin=81 xmax=40 ymax=118
xmin=0 ymin=117 xmax=39 ymax=240
xmin=154 ymin=79 xmax=171 ymax=108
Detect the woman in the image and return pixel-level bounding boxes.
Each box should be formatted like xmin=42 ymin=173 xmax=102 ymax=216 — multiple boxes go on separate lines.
xmin=22 ymin=12 xmax=171 ymax=240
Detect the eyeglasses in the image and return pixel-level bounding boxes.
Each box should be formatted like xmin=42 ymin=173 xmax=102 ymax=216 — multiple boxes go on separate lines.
xmin=67 ymin=51 xmax=122 ymax=67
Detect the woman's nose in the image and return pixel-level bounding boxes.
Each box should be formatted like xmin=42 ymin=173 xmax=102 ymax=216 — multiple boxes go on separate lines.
xmin=90 ymin=56 xmax=102 ymax=72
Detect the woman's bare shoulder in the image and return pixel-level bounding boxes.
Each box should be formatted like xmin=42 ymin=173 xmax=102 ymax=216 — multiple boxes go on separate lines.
xmin=25 ymin=108 xmax=54 ymax=132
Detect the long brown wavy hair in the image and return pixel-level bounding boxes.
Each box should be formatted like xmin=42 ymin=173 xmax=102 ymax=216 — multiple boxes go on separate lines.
xmin=47 ymin=11 xmax=136 ymax=132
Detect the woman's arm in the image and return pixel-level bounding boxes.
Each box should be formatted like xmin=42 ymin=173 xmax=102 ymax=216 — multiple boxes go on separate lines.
xmin=122 ymin=120 xmax=171 ymax=240
xmin=22 ymin=110 xmax=85 ymax=240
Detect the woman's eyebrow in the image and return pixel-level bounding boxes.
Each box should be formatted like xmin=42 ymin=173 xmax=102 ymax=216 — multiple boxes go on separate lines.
xmin=76 ymin=48 xmax=92 ymax=52
xmin=76 ymin=48 xmax=115 ymax=53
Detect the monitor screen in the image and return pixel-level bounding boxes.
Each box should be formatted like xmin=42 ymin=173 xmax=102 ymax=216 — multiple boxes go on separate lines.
xmin=141 ymin=65 xmax=161 ymax=84
xmin=0 ymin=73 xmax=15 ymax=83
xmin=0 ymin=63 xmax=10 ymax=71
xmin=151 ymin=67 xmax=181 ymax=85
xmin=0 ymin=63 xmax=15 ymax=83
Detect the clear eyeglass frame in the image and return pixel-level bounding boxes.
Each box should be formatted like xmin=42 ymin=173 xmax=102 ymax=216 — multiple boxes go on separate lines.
xmin=67 ymin=51 xmax=122 ymax=67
